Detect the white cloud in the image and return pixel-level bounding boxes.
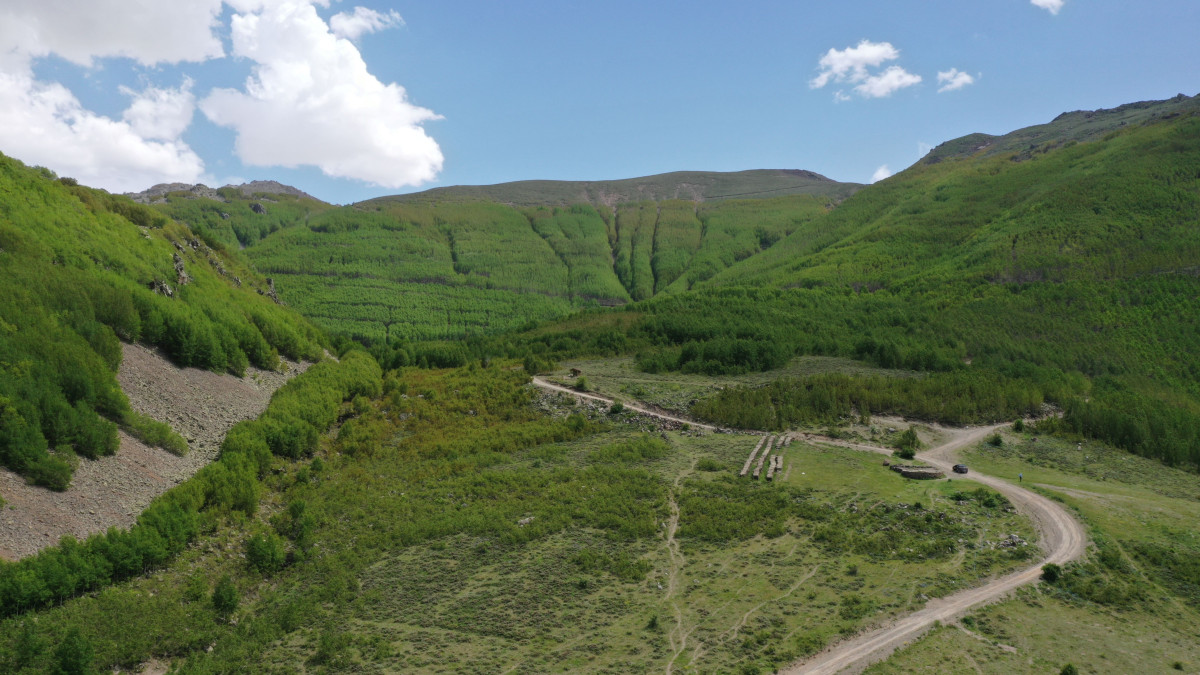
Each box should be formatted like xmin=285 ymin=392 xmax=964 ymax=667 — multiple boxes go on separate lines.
xmin=936 ymin=68 xmax=975 ymax=93
xmin=0 ymin=2 xmax=219 ymax=191
xmin=0 ymin=0 xmax=224 ymax=73
xmin=870 ymin=165 xmax=893 ymax=183
xmin=1031 ymin=0 xmax=1065 ymax=15
xmin=854 ymin=65 xmax=922 ymax=98
xmin=811 ymin=40 xmax=900 ymax=89
xmin=121 ymin=79 xmax=197 ymax=141
xmin=0 ymin=71 xmax=205 ymax=192
xmin=330 ymin=6 xmax=404 ymax=40
xmin=811 ymin=40 xmax=921 ymax=100
xmin=834 ymin=91 xmax=852 ymax=103
xmin=202 ymin=1 xmax=443 ymax=188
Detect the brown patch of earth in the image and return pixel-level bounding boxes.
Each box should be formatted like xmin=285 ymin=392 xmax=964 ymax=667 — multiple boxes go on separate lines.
xmin=0 ymin=342 xmax=309 ymax=560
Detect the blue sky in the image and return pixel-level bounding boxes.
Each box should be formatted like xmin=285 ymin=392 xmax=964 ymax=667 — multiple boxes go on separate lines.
xmin=1 ymin=0 xmax=1197 ymax=204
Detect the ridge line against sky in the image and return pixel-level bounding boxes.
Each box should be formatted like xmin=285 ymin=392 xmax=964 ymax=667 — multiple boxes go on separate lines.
xmin=0 ymin=0 xmax=1196 ymax=204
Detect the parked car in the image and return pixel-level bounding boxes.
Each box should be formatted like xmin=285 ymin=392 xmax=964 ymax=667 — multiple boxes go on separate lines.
xmin=953 ymin=464 xmax=969 ymax=474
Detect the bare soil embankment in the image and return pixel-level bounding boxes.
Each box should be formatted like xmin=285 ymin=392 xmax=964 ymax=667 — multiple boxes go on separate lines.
xmin=0 ymin=343 xmax=307 ymax=560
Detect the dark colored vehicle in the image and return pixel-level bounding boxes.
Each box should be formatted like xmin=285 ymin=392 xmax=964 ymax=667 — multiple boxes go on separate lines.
xmin=953 ymin=464 xmax=969 ymax=474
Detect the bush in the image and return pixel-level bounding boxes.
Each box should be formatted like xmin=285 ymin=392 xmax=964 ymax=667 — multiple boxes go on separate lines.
xmin=609 ymin=402 xmax=625 ymax=415
xmin=696 ymin=458 xmax=724 ymax=472
xmin=1012 ymin=418 xmax=1025 ymax=432
xmin=574 ymin=376 xmax=589 ymax=392
xmin=1042 ymin=563 xmax=1062 ymax=583
xmin=212 ymin=575 xmax=239 ymax=617
xmin=894 ymin=447 xmax=916 ymax=460
xmin=986 ymin=433 xmax=1003 ymax=447
xmin=894 ymin=427 xmax=921 ymax=451
xmin=245 ymin=532 xmax=287 ymax=575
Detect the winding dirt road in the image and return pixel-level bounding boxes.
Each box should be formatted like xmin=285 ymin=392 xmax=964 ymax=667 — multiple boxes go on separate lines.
xmin=530 ymin=377 xmax=720 ymax=431
xmin=782 ymin=424 xmax=1087 ymax=674
xmin=528 ymin=376 xmax=1087 ymax=674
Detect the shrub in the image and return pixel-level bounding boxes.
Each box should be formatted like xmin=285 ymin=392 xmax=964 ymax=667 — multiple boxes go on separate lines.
xmin=894 ymin=447 xmax=916 ymax=460
xmin=245 ymin=532 xmax=287 ymax=575
xmin=574 ymin=376 xmax=589 ymax=392
xmin=1042 ymin=563 xmax=1062 ymax=583
xmin=212 ymin=575 xmax=239 ymax=617
xmin=986 ymin=433 xmax=1003 ymax=447
xmin=696 ymin=458 xmax=723 ymax=472
xmin=894 ymin=427 xmax=921 ymax=451
xmin=609 ymin=402 xmax=625 ymax=415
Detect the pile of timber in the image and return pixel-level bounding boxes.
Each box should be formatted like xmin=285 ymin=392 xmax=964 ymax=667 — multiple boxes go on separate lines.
xmin=752 ymin=437 xmax=773 ymax=479
xmin=765 ymin=454 xmax=784 ymax=480
xmin=740 ymin=436 xmax=769 ymax=477
xmin=889 ymin=464 xmax=944 ymax=480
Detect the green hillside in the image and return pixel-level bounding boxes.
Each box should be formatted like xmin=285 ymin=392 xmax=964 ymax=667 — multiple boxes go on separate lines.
xmin=238 ymin=193 xmax=835 ymax=343
xmin=512 ymin=94 xmax=1200 ymax=466
xmin=369 ymin=168 xmax=861 ymax=207
xmin=137 ymin=182 xmax=334 ymax=250
xmin=0 ymin=154 xmax=327 ymax=489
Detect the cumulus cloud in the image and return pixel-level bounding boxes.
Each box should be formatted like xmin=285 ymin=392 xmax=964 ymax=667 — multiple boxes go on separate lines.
xmin=0 ymin=71 xmax=204 ymax=191
xmin=870 ymin=165 xmax=893 ymax=183
xmin=121 ymin=80 xmax=197 ymax=141
xmin=0 ymin=0 xmax=224 ymax=72
xmin=0 ymin=1 xmax=220 ymax=190
xmin=936 ymin=68 xmax=975 ymax=93
xmin=855 ymin=66 xmax=923 ymax=98
xmin=1031 ymin=0 xmax=1065 ymax=15
xmin=330 ymin=6 xmax=404 ymax=40
xmin=202 ymin=1 xmax=443 ymax=188
xmin=810 ymin=40 xmax=921 ymax=100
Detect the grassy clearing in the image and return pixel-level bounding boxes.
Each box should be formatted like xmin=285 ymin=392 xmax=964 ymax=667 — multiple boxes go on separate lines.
xmin=550 ymin=355 xmax=912 ymax=415
xmin=865 ymin=431 xmax=1200 ymax=674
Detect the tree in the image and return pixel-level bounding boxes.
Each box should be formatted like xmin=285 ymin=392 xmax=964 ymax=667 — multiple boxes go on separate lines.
xmin=212 ymin=575 xmax=239 ymax=618
xmin=245 ymin=532 xmax=287 ymax=575
xmin=52 ymin=628 xmax=93 ymax=675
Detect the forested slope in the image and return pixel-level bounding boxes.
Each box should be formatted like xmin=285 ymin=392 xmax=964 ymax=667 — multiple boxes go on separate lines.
xmin=611 ymin=95 xmax=1200 ymax=464
xmin=0 ymin=154 xmax=327 ymax=489
xmin=237 ymin=194 xmax=835 ymax=342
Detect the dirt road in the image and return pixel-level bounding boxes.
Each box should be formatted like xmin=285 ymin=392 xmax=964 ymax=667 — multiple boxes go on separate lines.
xmin=530 ymin=377 xmax=721 ymax=431
xmin=782 ymin=424 xmax=1087 ymax=675
xmin=526 ymin=379 xmax=1087 ymax=673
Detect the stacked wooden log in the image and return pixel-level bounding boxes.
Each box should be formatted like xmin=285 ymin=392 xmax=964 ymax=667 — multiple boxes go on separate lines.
xmin=740 ymin=435 xmax=769 ymax=477
xmin=753 ymin=437 xmax=773 ymax=479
